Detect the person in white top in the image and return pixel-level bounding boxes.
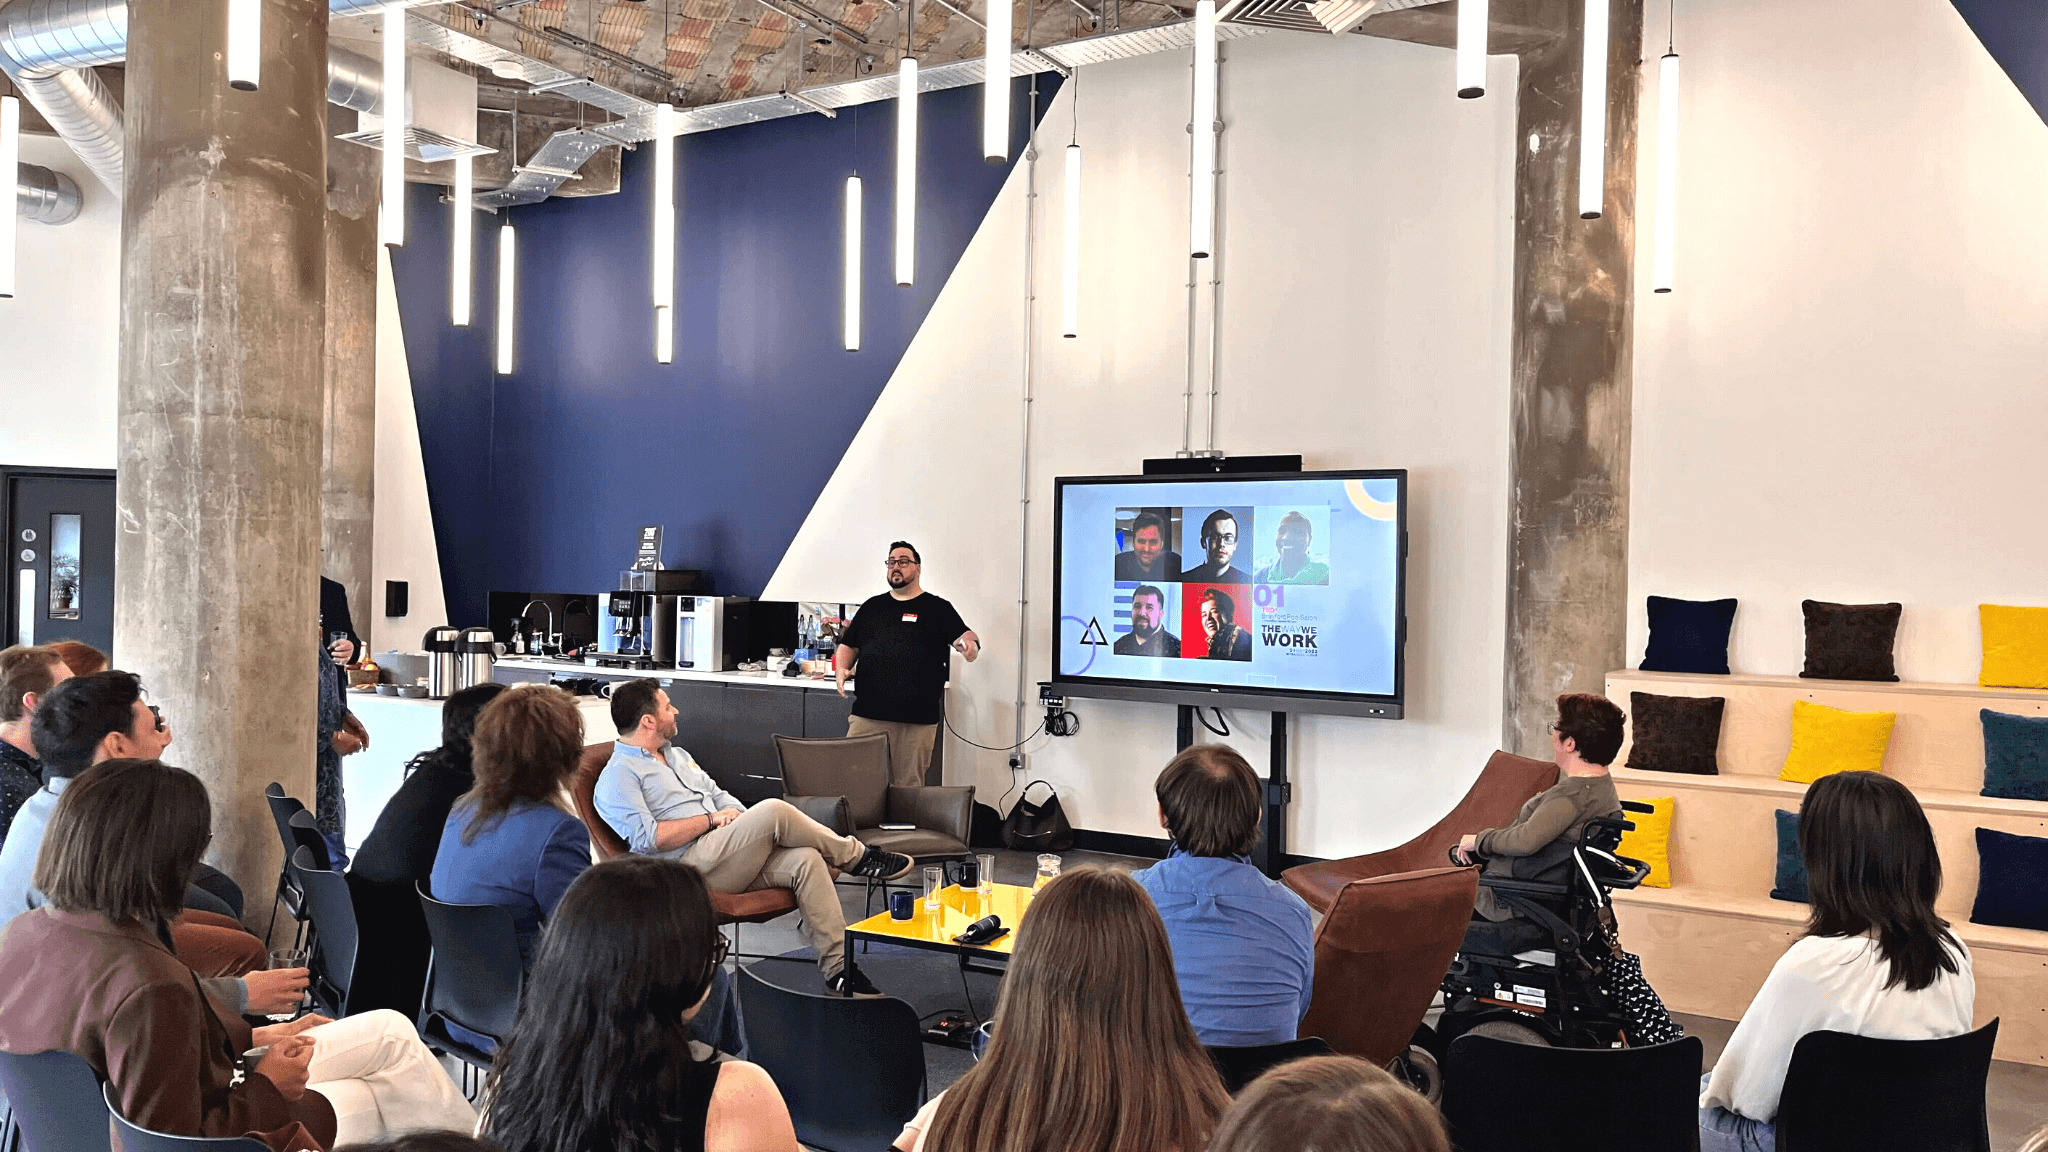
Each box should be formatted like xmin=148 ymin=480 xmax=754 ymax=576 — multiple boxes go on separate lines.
xmin=1700 ymin=771 xmax=1975 ymax=1152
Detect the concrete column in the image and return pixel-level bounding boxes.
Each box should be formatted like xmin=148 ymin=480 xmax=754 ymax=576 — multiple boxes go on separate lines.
xmin=115 ymin=0 xmax=331 ymax=910
xmin=324 ymin=105 xmax=378 ymax=645
xmin=1499 ymin=0 xmax=1645 ymax=754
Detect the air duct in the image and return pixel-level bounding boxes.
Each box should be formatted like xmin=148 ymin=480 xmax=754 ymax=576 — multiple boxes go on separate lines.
xmin=14 ymin=160 xmax=82 ymax=224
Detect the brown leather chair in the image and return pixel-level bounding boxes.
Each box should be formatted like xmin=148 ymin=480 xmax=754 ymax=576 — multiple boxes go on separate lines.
xmin=571 ymin=741 xmax=799 ymax=933
xmin=773 ymin=733 xmax=973 ymax=860
xmin=1297 ymin=864 xmax=1479 ymax=1068
xmin=1281 ymin=749 xmax=1556 ymax=914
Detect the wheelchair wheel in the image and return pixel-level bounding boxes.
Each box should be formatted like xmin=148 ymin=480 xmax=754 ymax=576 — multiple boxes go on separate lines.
xmin=1387 ymin=1045 xmax=1442 ymax=1103
xmin=1463 ymin=1016 xmax=1554 ymax=1046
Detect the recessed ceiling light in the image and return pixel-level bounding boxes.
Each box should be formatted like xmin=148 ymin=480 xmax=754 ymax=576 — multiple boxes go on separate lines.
xmin=491 ymin=59 xmax=526 ymax=79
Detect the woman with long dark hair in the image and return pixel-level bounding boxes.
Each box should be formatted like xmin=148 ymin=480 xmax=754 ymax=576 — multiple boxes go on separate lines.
xmin=354 ymin=681 xmax=508 ymax=884
xmin=894 ymin=866 xmax=1231 ymax=1152
xmin=1700 ymin=771 xmax=1973 ymax=1151
xmin=480 ymin=856 xmax=797 ymax=1152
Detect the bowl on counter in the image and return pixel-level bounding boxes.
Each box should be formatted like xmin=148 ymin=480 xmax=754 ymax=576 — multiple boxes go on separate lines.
xmin=376 ymin=684 xmax=400 ymax=696
xmin=398 ymin=685 xmax=429 ymax=699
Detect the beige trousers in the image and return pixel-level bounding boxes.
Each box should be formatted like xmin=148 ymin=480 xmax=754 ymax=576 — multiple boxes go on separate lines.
xmin=682 ymin=799 xmax=865 ymax=975
xmin=846 ymin=715 xmax=939 ymax=788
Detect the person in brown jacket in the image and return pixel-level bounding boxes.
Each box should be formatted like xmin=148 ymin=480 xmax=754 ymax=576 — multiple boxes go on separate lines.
xmin=0 ymin=758 xmax=476 ymax=1150
xmin=1452 ymin=692 xmax=1626 ymax=958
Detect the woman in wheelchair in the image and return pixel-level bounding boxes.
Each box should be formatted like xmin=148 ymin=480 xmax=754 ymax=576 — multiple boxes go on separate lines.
xmin=1450 ymin=693 xmax=1626 ymax=960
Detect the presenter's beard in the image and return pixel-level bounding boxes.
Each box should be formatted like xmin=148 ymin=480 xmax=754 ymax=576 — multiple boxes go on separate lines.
xmin=887 ymin=570 xmax=910 ymax=588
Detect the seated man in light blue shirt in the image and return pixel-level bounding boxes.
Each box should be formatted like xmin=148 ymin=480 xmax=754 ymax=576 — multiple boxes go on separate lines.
xmin=1132 ymin=744 xmax=1315 ymax=1047
xmin=594 ymin=678 xmax=915 ymax=998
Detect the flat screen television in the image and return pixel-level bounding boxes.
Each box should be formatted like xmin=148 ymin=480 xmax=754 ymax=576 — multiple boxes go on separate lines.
xmin=1051 ymin=470 xmax=1406 ymax=718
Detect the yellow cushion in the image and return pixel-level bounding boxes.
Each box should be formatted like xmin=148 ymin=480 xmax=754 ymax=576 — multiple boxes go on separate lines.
xmin=1617 ymin=796 xmax=1674 ymax=889
xmin=1980 ymin=604 xmax=2048 ymax=689
xmin=1780 ymin=699 xmax=1895 ymax=784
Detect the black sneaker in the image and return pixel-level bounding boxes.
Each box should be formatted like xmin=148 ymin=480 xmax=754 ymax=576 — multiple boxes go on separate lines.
xmin=826 ymin=962 xmax=885 ymax=998
xmin=848 ymin=845 xmax=916 ymax=881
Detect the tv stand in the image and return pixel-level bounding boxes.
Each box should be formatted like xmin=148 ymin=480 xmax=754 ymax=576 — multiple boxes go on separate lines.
xmin=1177 ymin=705 xmax=1293 ymax=878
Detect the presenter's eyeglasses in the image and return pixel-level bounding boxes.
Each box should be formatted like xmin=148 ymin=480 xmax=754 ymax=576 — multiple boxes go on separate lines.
xmin=885 ymin=558 xmax=918 ymax=569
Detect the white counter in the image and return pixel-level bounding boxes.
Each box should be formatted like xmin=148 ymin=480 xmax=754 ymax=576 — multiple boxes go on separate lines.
xmin=339 ymin=691 xmax=614 ymax=855
xmin=493 ymin=657 xmax=841 ymax=692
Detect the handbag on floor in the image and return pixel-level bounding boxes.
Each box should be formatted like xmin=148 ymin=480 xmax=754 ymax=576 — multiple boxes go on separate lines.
xmin=1001 ymin=781 xmax=1076 ymax=852
xmin=1601 ymin=917 xmax=1684 ymax=1046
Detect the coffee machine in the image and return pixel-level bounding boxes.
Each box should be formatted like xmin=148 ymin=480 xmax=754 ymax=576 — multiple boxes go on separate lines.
xmin=597 ymin=571 xmax=680 ymax=667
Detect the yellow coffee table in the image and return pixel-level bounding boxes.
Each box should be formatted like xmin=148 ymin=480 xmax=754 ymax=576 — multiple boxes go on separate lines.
xmin=845 ymin=882 xmax=1033 ymax=969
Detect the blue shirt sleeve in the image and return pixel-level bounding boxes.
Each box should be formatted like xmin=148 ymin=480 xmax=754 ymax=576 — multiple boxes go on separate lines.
xmin=592 ymin=752 xmax=662 ymax=855
xmin=533 ymin=812 xmax=591 ymax=922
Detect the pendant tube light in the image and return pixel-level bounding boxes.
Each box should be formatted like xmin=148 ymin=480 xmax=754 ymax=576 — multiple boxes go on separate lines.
xmin=843 ymin=175 xmax=863 ymax=352
xmin=380 ymin=6 xmax=407 ymax=246
xmin=982 ymin=0 xmax=1011 ymax=161
xmin=653 ymin=102 xmax=676 ymax=309
xmin=1455 ymin=0 xmax=1486 ymax=98
xmin=656 ymin=304 xmax=674 ymax=364
xmin=1577 ymin=0 xmax=1608 ymax=220
xmin=1652 ymin=50 xmax=1680 ymax=292
xmin=1189 ymin=0 xmax=1217 ymax=259
xmin=895 ymin=56 xmax=918 ymax=286
xmin=451 ymin=153 xmax=473 ymax=325
xmin=226 ymin=0 xmax=262 ymax=92
xmin=496 ymin=223 xmax=517 ymax=374
xmin=1062 ymin=143 xmax=1081 ymax=338
xmin=0 ymin=96 xmax=18 ymax=300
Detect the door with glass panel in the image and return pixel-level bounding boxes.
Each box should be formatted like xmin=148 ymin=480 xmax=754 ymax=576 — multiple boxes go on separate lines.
xmin=6 ymin=472 xmax=117 ymax=658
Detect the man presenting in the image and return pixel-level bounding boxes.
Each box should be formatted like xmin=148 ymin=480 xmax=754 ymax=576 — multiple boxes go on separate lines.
xmin=1113 ymin=586 xmax=1181 ymax=658
xmin=594 ymin=679 xmax=915 ymax=998
xmin=1181 ymin=510 xmax=1250 ymax=584
xmin=1199 ymin=589 xmax=1254 ymax=661
xmin=835 ymin=541 xmax=978 ymax=789
xmin=1114 ymin=512 xmax=1180 ymax=582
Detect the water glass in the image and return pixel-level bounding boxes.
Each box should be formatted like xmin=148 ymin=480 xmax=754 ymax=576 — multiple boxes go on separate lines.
xmin=976 ymin=852 xmax=997 ymax=894
xmin=266 ymin=947 xmax=310 ymax=1022
xmin=1034 ymin=853 xmax=1062 ymax=890
xmin=922 ymin=865 xmax=945 ymax=911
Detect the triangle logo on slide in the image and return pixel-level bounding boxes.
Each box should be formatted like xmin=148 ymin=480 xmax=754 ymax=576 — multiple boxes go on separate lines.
xmin=1080 ymin=617 xmax=1110 ymax=647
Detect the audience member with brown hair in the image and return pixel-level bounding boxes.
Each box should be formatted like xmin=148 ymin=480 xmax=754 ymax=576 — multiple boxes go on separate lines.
xmin=1207 ymin=1056 xmax=1449 ymax=1152
xmin=0 ymin=758 xmax=476 ymax=1149
xmin=429 ymin=685 xmax=592 ymax=968
xmin=0 ymin=645 xmax=71 ymax=838
xmin=1452 ymin=692 xmax=1626 ymax=958
xmin=47 ymin=640 xmax=107 ymax=676
xmin=482 ymin=857 xmax=798 ymax=1152
xmin=895 ymin=866 xmax=1231 ymax=1152
xmin=1131 ymin=744 xmax=1313 ymax=1046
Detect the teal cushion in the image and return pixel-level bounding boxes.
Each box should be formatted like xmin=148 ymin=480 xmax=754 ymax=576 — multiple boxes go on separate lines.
xmin=1971 ymin=827 xmax=2048 ymax=931
xmin=1981 ymin=709 xmax=2048 ymax=802
xmin=1770 ymin=809 xmax=1807 ymax=904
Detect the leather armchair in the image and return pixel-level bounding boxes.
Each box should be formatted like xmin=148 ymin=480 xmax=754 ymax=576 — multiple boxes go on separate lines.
xmin=775 ymin=733 xmax=974 ymax=860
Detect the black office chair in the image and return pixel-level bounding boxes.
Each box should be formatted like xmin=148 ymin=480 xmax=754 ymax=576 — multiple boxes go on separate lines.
xmin=286 ymin=810 xmax=332 ymax=872
xmin=290 ymin=846 xmax=359 ymax=1018
xmin=737 ymin=965 xmax=925 ymax=1152
xmin=1206 ymin=1036 xmax=1336 ymax=1095
xmin=0 ymin=1049 xmax=110 ymax=1152
xmin=264 ymin=783 xmax=311 ymax=946
xmin=104 ymin=1084 xmax=268 ymax=1151
xmin=416 ymin=883 xmax=524 ymax=1087
xmin=1776 ymin=1020 xmax=1998 ymax=1152
xmin=1442 ymin=1032 xmax=1703 ymax=1152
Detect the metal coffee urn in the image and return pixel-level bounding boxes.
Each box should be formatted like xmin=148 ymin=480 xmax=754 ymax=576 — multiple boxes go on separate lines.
xmin=456 ymin=627 xmax=499 ymax=691
xmin=424 ymin=627 xmax=462 ymax=698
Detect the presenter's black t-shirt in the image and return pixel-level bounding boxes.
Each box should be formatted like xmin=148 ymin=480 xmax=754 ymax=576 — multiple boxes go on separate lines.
xmin=842 ymin=592 xmax=970 ymax=725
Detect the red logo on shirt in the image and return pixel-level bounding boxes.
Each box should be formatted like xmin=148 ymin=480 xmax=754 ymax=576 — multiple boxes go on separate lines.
xmin=902 ymin=613 xmax=919 ymax=623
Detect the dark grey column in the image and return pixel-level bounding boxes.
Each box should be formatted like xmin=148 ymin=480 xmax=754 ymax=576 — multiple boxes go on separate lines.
xmin=324 ymin=105 xmax=377 ymax=652
xmin=115 ymin=0 xmax=331 ymax=909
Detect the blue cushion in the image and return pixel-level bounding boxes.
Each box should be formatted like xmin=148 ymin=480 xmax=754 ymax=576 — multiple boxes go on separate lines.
xmin=1769 ymin=809 xmax=1808 ymax=904
xmin=1981 ymin=709 xmax=2048 ymax=802
xmin=1971 ymin=827 xmax=2048 ymax=932
xmin=1641 ymin=596 xmax=1739 ymax=675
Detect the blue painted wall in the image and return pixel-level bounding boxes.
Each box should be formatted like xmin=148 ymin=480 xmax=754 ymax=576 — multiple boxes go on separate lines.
xmin=1950 ymin=0 xmax=2048 ymax=128
xmin=392 ymin=76 xmax=1057 ymax=626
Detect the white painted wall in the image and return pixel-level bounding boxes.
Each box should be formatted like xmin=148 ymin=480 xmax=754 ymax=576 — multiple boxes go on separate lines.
xmin=769 ymin=34 xmax=1520 ymax=857
xmin=1629 ymin=0 xmax=2048 ymax=686
xmin=369 ymin=248 xmax=449 ymax=655
xmin=0 ymin=135 xmax=120 ymax=470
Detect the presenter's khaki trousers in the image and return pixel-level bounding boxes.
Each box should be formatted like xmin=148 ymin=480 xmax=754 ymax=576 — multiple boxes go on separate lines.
xmin=846 ymin=716 xmax=939 ymax=788
xmin=681 ymin=799 xmax=865 ymax=975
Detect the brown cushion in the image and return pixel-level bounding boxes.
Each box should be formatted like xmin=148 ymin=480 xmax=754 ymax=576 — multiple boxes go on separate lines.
xmin=1801 ymin=600 xmax=1902 ymax=682
xmin=711 ymin=888 xmax=798 ymax=924
xmin=856 ymin=826 xmax=970 ymax=859
xmin=572 ymin=741 xmax=628 ymax=859
xmin=1625 ymin=691 xmax=1725 ymax=775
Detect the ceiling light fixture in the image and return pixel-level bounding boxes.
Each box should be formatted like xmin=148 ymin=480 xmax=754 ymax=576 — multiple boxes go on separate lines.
xmin=653 ymin=102 xmax=677 ymax=310
xmin=1577 ymin=0 xmax=1608 ymax=220
xmin=0 ymin=97 xmax=18 ymax=300
xmin=983 ymin=0 xmax=1011 ymax=161
xmin=496 ymin=222 xmax=517 ymax=373
xmin=1190 ymin=0 xmax=1217 ymax=259
xmin=656 ymin=304 xmax=674 ymax=363
xmin=896 ymin=55 xmax=918 ymax=286
xmin=380 ymin=7 xmax=408 ymax=246
xmin=226 ymin=0 xmax=262 ymax=92
xmin=1652 ymin=3 xmax=1680 ymax=292
xmin=1062 ymin=72 xmax=1081 ymax=339
xmin=1455 ymin=0 xmax=1486 ymax=98
xmin=844 ymin=175 xmax=863 ymax=351
xmin=451 ymin=153 xmax=474 ymax=325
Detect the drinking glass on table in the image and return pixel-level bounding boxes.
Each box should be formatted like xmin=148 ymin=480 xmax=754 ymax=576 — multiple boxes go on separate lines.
xmin=266 ymin=948 xmax=310 ymax=1022
xmin=922 ymin=865 xmax=945 ymax=911
xmin=976 ymin=852 xmax=997 ymax=895
xmin=1034 ymin=854 xmax=1061 ymax=891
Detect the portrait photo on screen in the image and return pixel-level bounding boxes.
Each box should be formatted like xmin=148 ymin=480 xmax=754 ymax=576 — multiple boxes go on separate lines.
xmin=1112 ymin=582 xmax=1181 ymax=658
xmin=1252 ymin=506 xmax=1331 ymax=586
xmin=1184 ymin=584 xmax=1255 ymax=661
xmin=1180 ymin=507 xmax=1253 ymax=584
xmin=1114 ymin=507 xmax=1182 ymax=583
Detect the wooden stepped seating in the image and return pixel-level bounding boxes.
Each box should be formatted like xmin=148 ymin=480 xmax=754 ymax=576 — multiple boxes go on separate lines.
xmin=1603 ymin=669 xmax=2048 ymax=1065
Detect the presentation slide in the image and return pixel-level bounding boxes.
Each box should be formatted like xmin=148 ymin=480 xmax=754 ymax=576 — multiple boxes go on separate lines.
xmin=1054 ymin=472 xmax=1403 ymax=704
